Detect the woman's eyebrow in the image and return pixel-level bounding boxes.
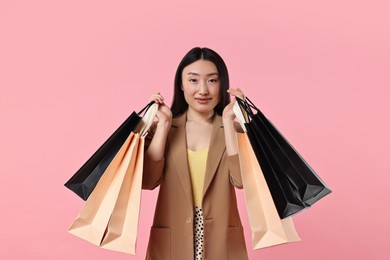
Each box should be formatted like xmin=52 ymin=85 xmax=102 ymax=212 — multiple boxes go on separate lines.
xmin=186 ymin=72 xmax=219 ymax=76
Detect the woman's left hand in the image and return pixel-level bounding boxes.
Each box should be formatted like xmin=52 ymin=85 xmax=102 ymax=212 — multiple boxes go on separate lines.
xmin=222 ymin=88 xmax=245 ymax=121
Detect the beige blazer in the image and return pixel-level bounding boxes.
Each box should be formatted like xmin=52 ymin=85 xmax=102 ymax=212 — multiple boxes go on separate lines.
xmin=142 ymin=111 xmax=248 ymax=260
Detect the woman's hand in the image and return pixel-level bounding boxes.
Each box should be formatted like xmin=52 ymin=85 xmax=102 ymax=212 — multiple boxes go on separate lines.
xmin=150 ymin=92 xmax=172 ymax=127
xmin=222 ymin=88 xmax=245 ymax=121
xmin=144 ymin=93 xmax=172 ymax=179
xmin=222 ymin=88 xmax=245 ymax=157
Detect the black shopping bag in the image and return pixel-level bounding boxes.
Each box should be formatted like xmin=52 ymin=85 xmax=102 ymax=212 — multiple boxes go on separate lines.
xmin=236 ymin=97 xmax=331 ymax=218
xmin=64 ymin=101 xmax=154 ymax=200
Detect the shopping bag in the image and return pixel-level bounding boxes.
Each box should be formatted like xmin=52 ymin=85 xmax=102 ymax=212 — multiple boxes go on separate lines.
xmin=244 ymin=97 xmax=331 ymax=203
xmin=100 ymin=136 xmax=144 ymax=254
xmin=235 ymin=98 xmax=331 ymax=218
xmin=234 ymin=100 xmax=305 ymax=218
xmin=245 ymin=119 xmax=306 ymax=218
xmin=68 ymin=102 xmax=157 ymax=254
xmin=64 ymin=101 xmax=154 ymax=200
xmin=237 ymin=133 xmax=300 ymax=249
xmin=68 ymin=132 xmax=140 ymax=246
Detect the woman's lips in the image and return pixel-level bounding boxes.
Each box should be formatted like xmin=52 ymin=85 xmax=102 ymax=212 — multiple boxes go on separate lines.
xmin=195 ymin=97 xmax=212 ymax=104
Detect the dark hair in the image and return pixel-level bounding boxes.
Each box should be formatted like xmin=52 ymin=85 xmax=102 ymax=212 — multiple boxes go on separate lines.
xmin=171 ymin=47 xmax=230 ymax=117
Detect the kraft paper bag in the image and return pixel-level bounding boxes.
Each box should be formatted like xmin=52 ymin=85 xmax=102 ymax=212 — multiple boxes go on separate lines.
xmin=68 ymin=132 xmax=140 ymax=246
xmin=100 ymin=136 xmax=145 ymax=254
xmin=237 ymin=132 xmax=301 ymax=249
xmin=67 ymin=103 xmax=158 ymax=254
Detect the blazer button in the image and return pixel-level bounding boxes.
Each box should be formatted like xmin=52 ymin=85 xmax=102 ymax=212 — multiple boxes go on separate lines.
xmin=186 ymin=217 xmax=192 ymax=224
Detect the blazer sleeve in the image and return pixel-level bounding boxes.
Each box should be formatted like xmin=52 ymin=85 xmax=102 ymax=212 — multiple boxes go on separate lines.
xmin=142 ymin=121 xmax=165 ymax=190
xmin=227 ymin=121 xmax=244 ymax=189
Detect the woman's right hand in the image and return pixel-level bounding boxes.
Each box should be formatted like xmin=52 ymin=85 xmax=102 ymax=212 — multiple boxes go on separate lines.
xmin=150 ymin=93 xmax=172 ymax=127
xmin=144 ymin=93 xmax=171 ymax=183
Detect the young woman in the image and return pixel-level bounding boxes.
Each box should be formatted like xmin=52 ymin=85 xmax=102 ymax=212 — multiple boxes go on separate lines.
xmin=142 ymin=47 xmax=248 ymax=260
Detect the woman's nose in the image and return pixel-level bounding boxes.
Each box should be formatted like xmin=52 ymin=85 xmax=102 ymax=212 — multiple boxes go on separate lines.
xmin=198 ymin=81 xmax=209 ymax=95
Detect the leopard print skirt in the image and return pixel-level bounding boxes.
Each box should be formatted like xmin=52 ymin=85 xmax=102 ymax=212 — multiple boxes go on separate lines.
xmin=194 ymin=206 xmax=204 ymax=260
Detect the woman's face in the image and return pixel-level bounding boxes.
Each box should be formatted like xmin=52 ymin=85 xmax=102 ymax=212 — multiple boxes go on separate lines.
xmin=181 ymin=59 xmax=220 ymax=115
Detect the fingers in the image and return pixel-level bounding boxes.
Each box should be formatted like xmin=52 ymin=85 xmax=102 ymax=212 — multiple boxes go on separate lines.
xmin=150 ymin=92 xmax=165 ymax=104
xmin=154 ymin=96 xmax=173 ymax=124
xmin=227 ymin=88 xmax=245 ymax=100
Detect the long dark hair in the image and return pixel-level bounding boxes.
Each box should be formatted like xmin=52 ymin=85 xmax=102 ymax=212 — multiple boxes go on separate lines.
xmin=171 ymin=47 xmax=230 ymax=117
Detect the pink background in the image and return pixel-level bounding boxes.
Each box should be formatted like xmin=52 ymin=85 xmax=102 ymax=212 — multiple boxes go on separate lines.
xmin=1 ymin=0 xmax=389 ymax=259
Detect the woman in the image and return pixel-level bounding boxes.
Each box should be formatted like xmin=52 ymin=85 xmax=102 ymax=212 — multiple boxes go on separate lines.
xmin=143 ymin=47 xmax=248 ymax=260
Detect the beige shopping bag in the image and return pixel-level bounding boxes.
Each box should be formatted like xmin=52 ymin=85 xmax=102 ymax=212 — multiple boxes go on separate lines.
xmin=68 ymin=132 xmax=140 ymax=246
xmin=237 ymin=133 xmax=301 ymax=249
xmin=68 ymin=103 xmax=158 ymax=253
xmin=100 ymin=135 xmax=145 ymax=254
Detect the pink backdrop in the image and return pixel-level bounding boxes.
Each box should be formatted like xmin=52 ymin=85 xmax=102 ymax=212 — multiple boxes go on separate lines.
xmin=1 ymin=0 xmax=389 ymax=259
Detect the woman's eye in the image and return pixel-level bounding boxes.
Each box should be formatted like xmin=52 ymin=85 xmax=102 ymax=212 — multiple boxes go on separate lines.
xmin=209 ymin=78 xmax=219 ymax=83
xmin=189 ymin=79 xmax=197 ymax=83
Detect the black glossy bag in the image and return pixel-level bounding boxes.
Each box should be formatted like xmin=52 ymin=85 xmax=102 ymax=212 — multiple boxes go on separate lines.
xmin=236 ymin=97 xmax=331 ymax=218
xmin=64 ymin=101 xmax=154 ymax=200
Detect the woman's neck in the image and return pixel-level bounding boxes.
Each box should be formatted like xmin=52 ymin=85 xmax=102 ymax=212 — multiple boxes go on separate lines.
xmin=186 ymin=107 xmax=215 ymax=123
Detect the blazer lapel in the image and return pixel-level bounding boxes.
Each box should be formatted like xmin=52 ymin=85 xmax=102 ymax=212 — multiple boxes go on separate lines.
xmin=168 ymin=112 xmax=226 ymax=204
xmin=202 ymin=115 xmax=226 ymax=198
xmin=168 ymin=112 xmax=193 ymax=205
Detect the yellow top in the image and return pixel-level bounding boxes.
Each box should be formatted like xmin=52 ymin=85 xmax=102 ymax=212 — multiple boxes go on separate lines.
xmin=187 ymin=149 xmax=208 ymax=207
